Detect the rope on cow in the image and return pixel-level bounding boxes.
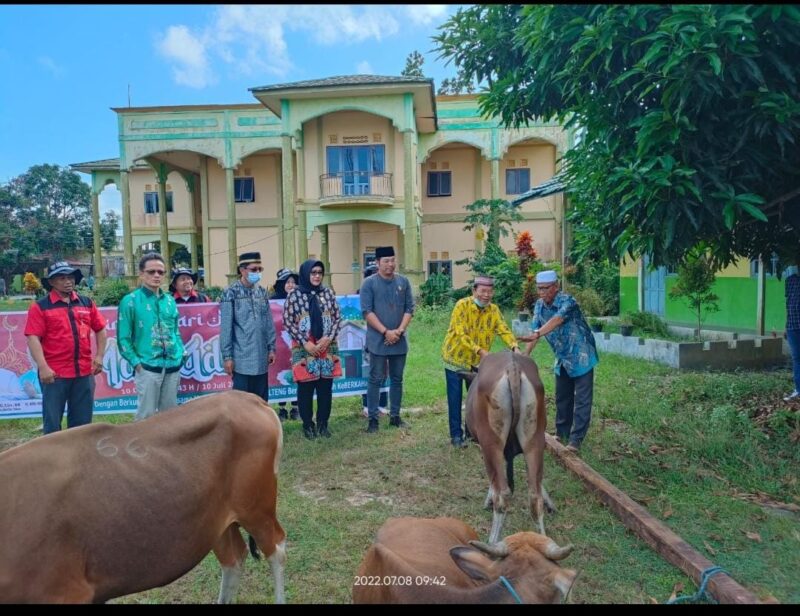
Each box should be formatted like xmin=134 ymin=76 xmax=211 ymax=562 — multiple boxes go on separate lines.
xmin=499 ymin=576 xmax=522 ymax=603
xmin=666 ymin=566 xmax=728 ymax=604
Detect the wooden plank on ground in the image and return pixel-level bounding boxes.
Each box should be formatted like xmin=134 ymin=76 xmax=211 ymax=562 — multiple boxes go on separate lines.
xmin=545 ymin=433 xmax=762 ymax=604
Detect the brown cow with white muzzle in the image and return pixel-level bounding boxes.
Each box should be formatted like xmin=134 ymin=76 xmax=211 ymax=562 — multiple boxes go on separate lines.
xmin=0 ymin=390 xmax=286 ymax=604
xmin=464 ymin=350 xmax=554 ymax=543
xmin=352 ymin=516 xmax=576 ymax=604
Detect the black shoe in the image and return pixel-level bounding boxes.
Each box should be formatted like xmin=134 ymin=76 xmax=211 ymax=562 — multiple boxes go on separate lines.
xmin=318 ymin=423 xmax=332 ymax=438
xmin=303 ymin=424 xmax=317 ymax=440
xmin=277 ymin=408 xmax=288 ymax=421
xmin=451 ymin=436 xmax=467 ymax=448
xmin=366 ymin=418 xmax=379 ymax=433
xmin=289 ymin=407 xmax=300 ymax=421
xmin=389 ymin=416 xmax=408 ymax=428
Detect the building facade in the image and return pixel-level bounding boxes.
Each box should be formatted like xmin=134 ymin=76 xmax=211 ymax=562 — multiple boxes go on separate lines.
xmin=72 ymin=75 xmax=571 ymax=292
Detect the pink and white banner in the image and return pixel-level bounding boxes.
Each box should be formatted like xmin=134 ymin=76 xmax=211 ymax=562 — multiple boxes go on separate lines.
xmin=0 ymin=295 xmax=372 ymax=419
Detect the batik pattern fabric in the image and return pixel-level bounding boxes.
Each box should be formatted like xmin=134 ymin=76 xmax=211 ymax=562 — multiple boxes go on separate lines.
xmin=532 ymin=291 xmax=598 ymax=378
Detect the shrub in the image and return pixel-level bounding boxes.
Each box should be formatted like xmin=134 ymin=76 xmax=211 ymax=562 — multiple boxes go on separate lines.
xmin=203 ymin=285 xmax=225 ymax=302
xmin=93 ymin=277 xmax=132 ymax=307
xmin=22 ymin=272 xmax=42 ymax=295
xmin=419 ymin=273 xmax=452 ymax=308
xmin=628 ymin=310 xmax=671 ymax=338
xmin=565 ymin=258 xmax=619 ymax=315
xmin=485 ymin=258 xmax=524 ymax=310
xmin=570 ymin=286 xmax=607 ymax=317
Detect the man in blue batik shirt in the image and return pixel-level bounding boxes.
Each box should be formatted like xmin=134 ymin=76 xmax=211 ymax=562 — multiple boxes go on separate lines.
xmin=518 ymin=270 xmax=599 ymax=453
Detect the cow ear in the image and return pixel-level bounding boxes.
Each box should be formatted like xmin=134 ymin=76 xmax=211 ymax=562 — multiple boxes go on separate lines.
xmin=553 ymin=568 xmax=578 ymax=601
xmin=449 ymin=546 xmax=493 ymax=582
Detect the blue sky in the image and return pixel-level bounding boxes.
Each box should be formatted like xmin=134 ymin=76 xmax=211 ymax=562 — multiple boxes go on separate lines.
xmin=0 ymin=4 xmax=465 ymax=219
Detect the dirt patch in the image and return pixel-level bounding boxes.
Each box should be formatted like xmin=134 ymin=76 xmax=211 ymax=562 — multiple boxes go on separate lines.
xmin=345 ymin=491 xmax=395 ymax=507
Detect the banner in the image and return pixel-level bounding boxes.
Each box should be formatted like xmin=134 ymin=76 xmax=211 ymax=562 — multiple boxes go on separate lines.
xmin=0 ymin=295 xmax=377 ymax=419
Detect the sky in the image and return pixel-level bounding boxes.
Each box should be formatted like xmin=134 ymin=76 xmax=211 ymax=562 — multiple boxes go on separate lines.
xmin=0 ymin=4 xmax=465 ymax=222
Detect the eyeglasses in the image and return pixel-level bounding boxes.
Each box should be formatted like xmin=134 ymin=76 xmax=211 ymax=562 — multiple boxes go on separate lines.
xmin=145 ymin=269 xmax=166 ymax=276
xmin=246 ymin=267 xmax=264 ymax=273
xmin=310 ymin=270 xmax=324 ymax=275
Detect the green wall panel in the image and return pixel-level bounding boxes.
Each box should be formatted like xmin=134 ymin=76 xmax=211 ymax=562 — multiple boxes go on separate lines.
xmin=619 ymin=276 xmax=638 ymax=315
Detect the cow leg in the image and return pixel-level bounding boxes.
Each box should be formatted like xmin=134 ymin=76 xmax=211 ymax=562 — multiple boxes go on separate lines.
xmin=481 ymin=440 xmax=511 ymax=544
xmin=483 ymin=487 xmax=493 ymax=510
xmin=241 ymin=515 xmax=287 ymax=604
xmin=267 ymin=539 xmax=287 ymax=604
xmin=542 ymin=484 xmax=557 ymax=514
xmin=213 ymin=524 xmax=248 ymax=604
xmin=522 ymin=436 xmax=547 ymax=536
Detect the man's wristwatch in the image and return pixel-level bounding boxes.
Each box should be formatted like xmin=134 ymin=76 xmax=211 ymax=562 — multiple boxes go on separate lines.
xmin=533 ymin=328 xmax=541 ymax=339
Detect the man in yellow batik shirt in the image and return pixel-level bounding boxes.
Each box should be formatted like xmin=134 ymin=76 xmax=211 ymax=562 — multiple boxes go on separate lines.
xmin=441 ymin=275 xmax=519 ymax=447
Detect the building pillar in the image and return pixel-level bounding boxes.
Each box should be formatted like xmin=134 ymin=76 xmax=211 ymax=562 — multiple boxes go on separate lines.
xmin=352 ymin=222 xmax=361 ymax=293
xmin=119 ymin=169 xmax=134 ymax=277
xmin=199 ymin=159 xmax=211 ymax=285
xmin=91 ymin=190 xmax=103 ymax=279
xmin=281 ymin=135 xmax=297 ymax=269
xmin=320 ymin=224 xmax=330 ymax=288
xmin=402 ymin=130 xmax=422 ymax=288
xmin=490 ymin=158 xmax=501 ymax=200
xmin=156 ymin=164 xmax=170 ymax=268
xmin=225 ymin=167 xmax=238 ymax=277
xmin=295 ymin=134 xmax=307 ymax=264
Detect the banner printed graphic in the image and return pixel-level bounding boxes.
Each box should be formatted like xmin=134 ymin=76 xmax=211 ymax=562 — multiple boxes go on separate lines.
xmin=0 ymin=294 xmax=378 ymax=419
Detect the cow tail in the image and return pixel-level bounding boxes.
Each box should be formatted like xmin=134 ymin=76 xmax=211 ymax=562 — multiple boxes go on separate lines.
xmin=248 ymin=534 xmax=262 ymax=560
xmin=504 ymin=355 xmax=522 ymax=494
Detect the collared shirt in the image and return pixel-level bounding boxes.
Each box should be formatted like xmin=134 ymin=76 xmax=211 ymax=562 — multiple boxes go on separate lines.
xmin=787 ymin=273 xmax=800 ymax=331
xmin=360 ymin=273 xmax=415 ymax=356
xmin=118 ymin=286 xmax=184 ymax=370
xmin=24 ymin=289 xmax=107 ymax=378
xmin=441 ymin=297 xmax=517 ymax=372
xmin=220 ymin=280 xmax=277 ymax=376
xmin=533 ymin=291 xmax=598 ymax=378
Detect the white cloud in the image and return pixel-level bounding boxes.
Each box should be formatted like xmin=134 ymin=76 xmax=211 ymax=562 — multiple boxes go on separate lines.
xmin=356 ymin=60 xmax=373 ymax=75
xmin=38 ymin=56 xmax=65 ymax=78
xmin=156 ymin=25 xmax=215 ymax=88
xmin=155 ymin=5 xmax=451 ymax=87
xmin=405 ymin=5 xmax=449 ymax=26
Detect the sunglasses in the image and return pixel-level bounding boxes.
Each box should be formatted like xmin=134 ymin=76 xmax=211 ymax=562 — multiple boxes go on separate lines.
xmin=145 ymin=269 xmax=166 ymax=276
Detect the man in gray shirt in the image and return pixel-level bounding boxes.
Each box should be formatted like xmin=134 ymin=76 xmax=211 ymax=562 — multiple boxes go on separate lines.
xmin=220 ymin=251 xmax=276 ymax=403
xmin=360 ymin=246 xmax=414 ymax=432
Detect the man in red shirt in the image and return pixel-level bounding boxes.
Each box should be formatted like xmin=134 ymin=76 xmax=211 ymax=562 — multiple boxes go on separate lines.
xmin=24 ymin=262 xmax=108 ymax=434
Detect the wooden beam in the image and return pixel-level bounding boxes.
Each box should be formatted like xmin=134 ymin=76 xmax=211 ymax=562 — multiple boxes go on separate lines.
xmin=545 ymin=434 xmax=762 ymax=604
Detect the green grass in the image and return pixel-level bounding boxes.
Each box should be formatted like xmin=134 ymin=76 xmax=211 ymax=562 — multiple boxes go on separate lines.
xmin=1 ymin=305 xmax=797 ymax=604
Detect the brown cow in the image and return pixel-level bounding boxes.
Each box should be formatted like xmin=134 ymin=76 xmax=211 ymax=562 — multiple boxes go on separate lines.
xmin=352 ymin=517 xmax=576 ymax=604
xmin=464 ymin=351 xmax=554 ymax=542
xmin=0 ymin=390 xmax=286 ymax=604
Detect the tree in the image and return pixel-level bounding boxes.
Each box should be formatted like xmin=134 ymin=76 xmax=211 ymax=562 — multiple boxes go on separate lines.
xmin=435 ymin=5 xmax=800 ymax=269
xmin=6 ymin=164 xmax=92 ymax=259
xmin=99 ymin=211 xmax=121 ymax=252
xmin=462 ymin=198 xmax=522 ymax=247
xmin=437 ymin=75 xmax=476 ymax=96
xmin=668 ymin=249 xmax=720 ymax=340
xmin=401 ymin=50 xmax=425 ymax=77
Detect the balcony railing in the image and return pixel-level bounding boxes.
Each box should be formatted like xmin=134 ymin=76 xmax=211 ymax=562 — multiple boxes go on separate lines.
xmin=319 ymin=172 xmax=393 ymax=201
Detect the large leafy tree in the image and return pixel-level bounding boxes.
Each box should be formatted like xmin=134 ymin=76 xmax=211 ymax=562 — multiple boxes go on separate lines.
xmin=6 ymin=164 xmax=92 ymax=260
xmin=435 ymin=5 xmax=800 ymax=268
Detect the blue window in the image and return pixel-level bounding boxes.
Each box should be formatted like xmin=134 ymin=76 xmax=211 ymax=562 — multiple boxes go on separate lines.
xmin=326 ymin=145 xmax=385 ymax=195
xmin=144 ymin=191 xmax=174 ymax=214
xmin=505 ymin=168 xmax=531 ymax=195
xmin=427 ymin=171 xmax=452 ymax=197
xmin=234 ymin=177 xmax=255 ymax=203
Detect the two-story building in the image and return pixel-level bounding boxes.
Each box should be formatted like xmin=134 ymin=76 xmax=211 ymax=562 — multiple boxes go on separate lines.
xmin=72 ymin=75 xmax=571 ymax=292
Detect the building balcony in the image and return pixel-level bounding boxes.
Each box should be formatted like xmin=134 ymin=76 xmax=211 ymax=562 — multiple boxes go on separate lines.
xmin=319 ymin=172 xmax=394 ymax=206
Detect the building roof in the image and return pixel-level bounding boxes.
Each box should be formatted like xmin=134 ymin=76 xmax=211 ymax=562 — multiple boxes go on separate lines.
xmin=249 ymin=74 xmax=432 ymax=91
xmin=250 ymin=74 xmax=438 ymax=133
xmin=69 ymin=158 xmax=148 ymax=174
xmin=511 ymin=173 xmax=567 ymax=206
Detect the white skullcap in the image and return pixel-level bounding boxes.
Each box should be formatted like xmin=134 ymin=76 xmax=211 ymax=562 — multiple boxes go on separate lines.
xmin=535 ymin=270 xmax=558 ymax=284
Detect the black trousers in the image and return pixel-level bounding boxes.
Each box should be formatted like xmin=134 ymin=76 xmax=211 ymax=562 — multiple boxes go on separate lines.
xmin=297 ymin=377 xmax=333 ymax=428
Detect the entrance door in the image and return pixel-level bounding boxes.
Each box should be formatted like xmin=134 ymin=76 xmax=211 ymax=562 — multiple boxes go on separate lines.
xmin=643 ymin=254 xmax=666 ymax=316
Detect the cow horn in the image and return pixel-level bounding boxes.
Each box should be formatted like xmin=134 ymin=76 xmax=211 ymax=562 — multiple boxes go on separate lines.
xmin=544 ymin=540 xmax=573 ymax=561
xmin=469 ymin=539 xmax=509 ymax=558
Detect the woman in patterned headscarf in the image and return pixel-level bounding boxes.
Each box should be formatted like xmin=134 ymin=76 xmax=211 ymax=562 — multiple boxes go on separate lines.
xmin=282 ymin=259 xmax=342 ymax=440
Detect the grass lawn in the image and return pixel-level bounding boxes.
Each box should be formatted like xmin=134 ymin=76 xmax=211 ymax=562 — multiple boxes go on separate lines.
xmin=1 ymin=305 xmax=797 ymax=603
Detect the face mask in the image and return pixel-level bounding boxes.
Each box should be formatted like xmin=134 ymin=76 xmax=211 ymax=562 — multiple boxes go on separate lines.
xmin=247 ymin=272 xmax=262 ymax=285
xmin=473 ymin=298 xmax=487 ymax=308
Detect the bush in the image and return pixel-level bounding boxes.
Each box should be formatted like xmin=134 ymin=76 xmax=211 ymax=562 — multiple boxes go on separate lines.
xmin=23 ymin=272 xmax=42 ymax=295
xmin=485 ymin=258 xmax=524 ymax=310
xmin=419 ymin=273 xmax=452 ymax=308
xmin=628 ymin=310 xmax=671 ymax=338
xmin=565 ymin=258 xmax=619 ymax=315
xmin=93 ymin=277 xmax=132 ymax=307
xmin=203 ymin=285 xmax=225 ymax=302
xmin=570 ymin=286 xmax=607 ymax=317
